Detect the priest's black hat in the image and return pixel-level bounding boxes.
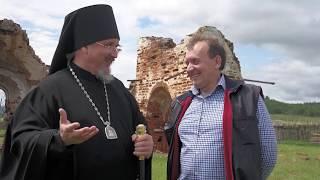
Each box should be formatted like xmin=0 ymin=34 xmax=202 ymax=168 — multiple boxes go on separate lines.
xmin=49 ymin=4 xmax=120 ymax=74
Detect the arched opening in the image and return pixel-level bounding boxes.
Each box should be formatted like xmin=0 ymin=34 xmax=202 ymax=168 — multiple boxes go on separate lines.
xmin=146 ymin=87 xmax=172 ymax=153
xmin=0 ymin=88 xmax=7 ymax=149
xmin=0 ymin=89 xmax=5 ymax=116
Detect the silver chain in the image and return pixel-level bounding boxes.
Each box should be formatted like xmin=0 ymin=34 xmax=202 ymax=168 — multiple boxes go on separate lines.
xmin=69 ymin=66 xmax=111 ymax=126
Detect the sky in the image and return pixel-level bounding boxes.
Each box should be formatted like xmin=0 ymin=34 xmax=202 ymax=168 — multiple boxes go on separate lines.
xmin=1 ymin=0 xmax=319 ymax=103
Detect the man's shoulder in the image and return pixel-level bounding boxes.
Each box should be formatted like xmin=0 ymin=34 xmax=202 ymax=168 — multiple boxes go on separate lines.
xmin=38 ymin=69 xmax=71 ymax=89
xmin=224 ymin=75 xmax=262 ymax=95
xmin=109 ymin=76 xmax=128 ymax=91
xmin=236 ymin=83 xmax=264 ymax=102
xmin=242 ymin=83 xmax=261 ymax=90
xmin=110 ymin=76 xmax=125 ymax=86
xmin=175 ymin=91 xmax=193 ymax=102
xmin=241 ymin=83 xmax=262 ymax=95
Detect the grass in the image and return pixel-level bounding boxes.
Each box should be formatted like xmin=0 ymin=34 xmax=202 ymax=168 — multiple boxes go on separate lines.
xmin=0 ymin=139 xmax=318 ymax=179
xmin=0 ymin=129 xmax=5 ymax=135
xmin=152 ymin=153 xmax=167 ymax=180
xmin=0 ymin=128 xmax=5 ymax=144
xmin=0 ymin=117 xmax=7 ymax=144
xmin=152 ymin=141 xmax=320 ymax=180
xmin=1 ymin=113 xmax=319 ymax=179
xmin=269 ymin=141 xmax=320 ymax=180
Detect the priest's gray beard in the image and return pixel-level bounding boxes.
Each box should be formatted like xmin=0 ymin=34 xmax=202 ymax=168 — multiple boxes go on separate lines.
xmin=97 ymin=69 xmax=114 ymax=83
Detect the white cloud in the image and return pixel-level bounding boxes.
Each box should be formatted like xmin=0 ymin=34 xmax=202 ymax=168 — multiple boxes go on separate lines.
xmin=27 ymin=29 xmax=59 ymax=64
xmin=225 ymin=0 xmax=320 ymax=65
xmin=244 ymin=59 xmax=320 ymax=103
xmin=1 ymin=0 xmax=319 ymax=102
xmin=111 ymin=47 xmax=139 ymax=87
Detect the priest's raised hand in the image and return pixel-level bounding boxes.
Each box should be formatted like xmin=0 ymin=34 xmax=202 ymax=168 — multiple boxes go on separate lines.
xmin=59 ymin=108 xmax=99 ymax=145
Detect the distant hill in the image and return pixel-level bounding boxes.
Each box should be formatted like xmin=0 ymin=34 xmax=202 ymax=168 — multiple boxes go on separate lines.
xmin=265 ymin=97 xmax=320 ymax=117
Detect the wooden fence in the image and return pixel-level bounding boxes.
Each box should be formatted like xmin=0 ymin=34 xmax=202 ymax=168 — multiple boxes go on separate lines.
xmin=273 ymin=122 xmax=320 ymax=142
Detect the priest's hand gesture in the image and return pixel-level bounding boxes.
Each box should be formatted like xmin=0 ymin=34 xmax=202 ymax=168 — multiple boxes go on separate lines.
xmin=59 ymin=108 xmax=99 ymax=146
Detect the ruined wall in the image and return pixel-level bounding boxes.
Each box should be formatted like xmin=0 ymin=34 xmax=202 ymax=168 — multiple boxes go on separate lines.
xmin=132 ymin=26 xmax=242 ymax=115
xmin=0 ymin=19 xmax=48 ymax=114
xmin=130 ymin=26 xmax=242 ymax=152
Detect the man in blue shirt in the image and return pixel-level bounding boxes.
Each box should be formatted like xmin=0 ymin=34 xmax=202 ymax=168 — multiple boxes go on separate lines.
xmin=165 ymin=33 xmax=277 ymax=180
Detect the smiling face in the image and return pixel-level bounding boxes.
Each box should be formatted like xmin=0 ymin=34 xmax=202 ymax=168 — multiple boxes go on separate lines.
xmin=185 ymin=41 xmax=222 ymax=94
xmin=88 ymin=38 xmax=120 ymax=75
xmin=74 ymin=38 xmax=120 ymax=80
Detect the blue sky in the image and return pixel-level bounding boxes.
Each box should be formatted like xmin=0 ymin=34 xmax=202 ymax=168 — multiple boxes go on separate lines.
xmin=235 ymin=44 xmax=280 ymax=71
xmin=1 ymin=0 xmax=319 ymax=103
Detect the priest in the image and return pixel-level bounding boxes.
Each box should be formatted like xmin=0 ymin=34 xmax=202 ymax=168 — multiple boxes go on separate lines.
xmin=0 ymin=4 xmax=153 ymax=180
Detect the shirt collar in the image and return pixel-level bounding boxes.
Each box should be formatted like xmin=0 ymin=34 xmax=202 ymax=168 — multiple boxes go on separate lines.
xmin=190 ymin=74 xmax=226 ymax=97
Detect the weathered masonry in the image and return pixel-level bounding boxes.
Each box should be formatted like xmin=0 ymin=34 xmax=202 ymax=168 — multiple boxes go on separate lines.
xmin=0 ymin=19 xmax=47 ymax=119
xmin=130 ymin=26 xmax=242 ymax=152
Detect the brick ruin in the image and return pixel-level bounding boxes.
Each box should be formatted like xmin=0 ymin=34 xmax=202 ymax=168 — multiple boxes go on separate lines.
xmin=130 ymin=26 xmax=242 ymax=152
xmin=0 ymin=19 xmax=48 ymax=119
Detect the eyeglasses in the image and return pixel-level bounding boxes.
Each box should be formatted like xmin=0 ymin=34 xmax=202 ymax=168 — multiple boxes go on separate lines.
xmin=95 ymin=42 xmax=122 ymax=53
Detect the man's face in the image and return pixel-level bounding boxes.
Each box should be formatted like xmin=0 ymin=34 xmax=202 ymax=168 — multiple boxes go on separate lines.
xmin=87 ymin=38 xmax=120 ymax=78
xmin=185 ymin=41 xmax=221 ymax=92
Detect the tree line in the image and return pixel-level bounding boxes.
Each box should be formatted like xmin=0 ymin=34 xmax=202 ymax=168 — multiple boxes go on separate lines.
xmin=0 ymin=97 xmax=319 ymax=117
xmin=265 ymin=97 xmax=320 ymax=117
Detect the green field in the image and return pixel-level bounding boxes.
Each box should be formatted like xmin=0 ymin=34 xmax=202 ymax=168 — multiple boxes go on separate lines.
xmin=269 ymin=141 xmax=320 ymax=180
xmin=152 ymin=141 xmax=320 ymax=180
xmin=1 ymin=114 xmax=319 ymax=179
xmin=0 ymin=128 xmax=5 ymax=145
xmin=0 ymin=117 xmax=5 ymax=144
xmin=152 ymin=153 xmax=167 ymax=180
xmin=0 ymin=136 xmax=319 ymax=179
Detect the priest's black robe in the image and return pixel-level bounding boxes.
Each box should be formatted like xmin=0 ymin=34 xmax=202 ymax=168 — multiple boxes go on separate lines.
xmin=0 ymin=64 xmax=152 ymax=180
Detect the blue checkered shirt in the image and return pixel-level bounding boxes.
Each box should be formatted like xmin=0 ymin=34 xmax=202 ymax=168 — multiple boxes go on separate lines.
xmin=178 ymin=75 xmax=277 ymax=180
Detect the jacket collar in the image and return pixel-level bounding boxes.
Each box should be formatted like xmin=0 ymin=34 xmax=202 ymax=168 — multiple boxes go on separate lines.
xmin=224 ymin=75 xmax=244 ymax=93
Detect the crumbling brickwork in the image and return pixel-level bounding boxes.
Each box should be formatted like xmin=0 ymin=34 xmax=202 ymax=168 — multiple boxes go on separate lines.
xmin=130 ymin=26 xmax=242 ymax=152
xmin=0 ymin=19 xmax=47 ymax=115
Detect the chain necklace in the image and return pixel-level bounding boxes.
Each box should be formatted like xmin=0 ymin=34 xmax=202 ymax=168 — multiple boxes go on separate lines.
xmin=69 ymin=65 xmax=118 ymax=139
